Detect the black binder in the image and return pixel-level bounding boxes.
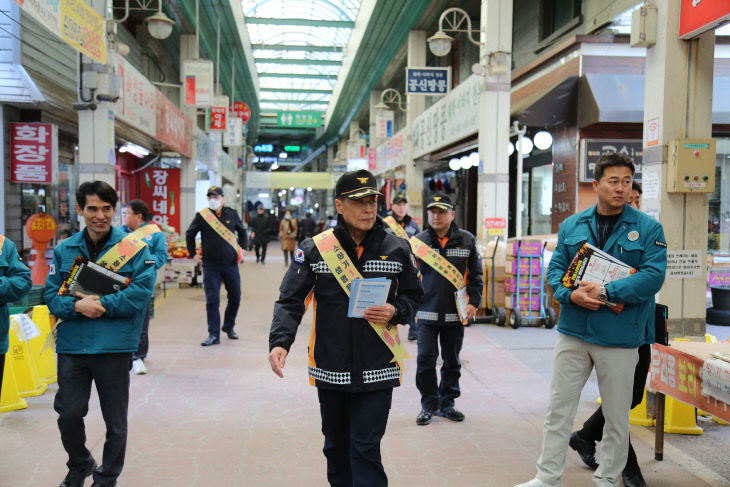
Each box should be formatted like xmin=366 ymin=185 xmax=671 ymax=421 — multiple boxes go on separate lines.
xmin=58 ymin=256 xmax=130 ymax=297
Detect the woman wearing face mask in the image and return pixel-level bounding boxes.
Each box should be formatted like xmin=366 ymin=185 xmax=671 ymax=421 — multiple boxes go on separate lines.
xmin=279 ymin=209 xmax=298 ymax=266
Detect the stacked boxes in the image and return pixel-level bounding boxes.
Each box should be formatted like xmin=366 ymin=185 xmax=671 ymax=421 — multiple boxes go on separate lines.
xmin=165 ymin=258 xmax=198 ymax=287
xmin=481 ymin=239 xmax=506 ymax=310
xmin=505 ymin=240 xmax=543 ymax=312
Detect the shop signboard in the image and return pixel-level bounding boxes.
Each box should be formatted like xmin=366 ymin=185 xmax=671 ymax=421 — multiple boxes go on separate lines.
xmin=484 ymin=218 xmax=507 ymax=236
xmin=276 ymin=111 xmax=323 ymax=128
xmin=10 ymin=122 xmax=56 ymax=184
xmin=680 ymin=0 xmax=730 ymax=39
xmin=223 ymin=117 xmax=243 ymax=147
xmin=406 ymin=67 xmax=450 ymax=95
xmin=114 ymin=54 xmax=156 ymax=137
xmin=183 ymin=60 xmax=214 ymax=107
xmin=368 ymin=148 xmax=376 ymax=171
xmin=579 ymin=139 xmax=643 ymax=182
xmin=206 ymin=96 xmax=229 ymax=131
xmin=140 ymin=167 xmax=180 ymax=233
xmin=230 ymin=101 xmax=251 ymax=125
xmin=60 ymin=0 xmax=106 ymax=63
xmin=412 ymin=74 xmax=480 ymax=159
xmin=375 ymin=109 xmax=394 ymax=139
xmin=374 ymin=128 xmax=407 ymax=174
xmin=16 ymin=0 xmax=60 ymax=37
xmin=156 ymin=90 xmax=192 ymax=157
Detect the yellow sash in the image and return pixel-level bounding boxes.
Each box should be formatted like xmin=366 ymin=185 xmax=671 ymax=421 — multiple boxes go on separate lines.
xmin=312 ymin=229 xmax=411 ymax=374
xmin=198 ymin=208 xmax=243 ymax=263
xmin=383 ymin=216 xmax=408 ymax=239
xmin=409 ymin=236 xmax=465 ymax=290
xmin=131 ymin=223 xmax=161 ymax=241
xmin=0 ymin=234 xmax=5 ymax=253
xmin=97 ymin=231 xmax=150 ymax=272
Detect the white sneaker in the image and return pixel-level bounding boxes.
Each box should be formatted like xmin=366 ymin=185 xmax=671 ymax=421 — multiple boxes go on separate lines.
xmin=132 ymin=359 xmax=147 ymax=375
xmin=514 ymin=479 xmax=561 ymax=487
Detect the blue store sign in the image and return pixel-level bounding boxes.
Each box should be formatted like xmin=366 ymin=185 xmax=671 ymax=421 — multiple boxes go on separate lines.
xmin=406 ymin=67 xmax=451 ymax=95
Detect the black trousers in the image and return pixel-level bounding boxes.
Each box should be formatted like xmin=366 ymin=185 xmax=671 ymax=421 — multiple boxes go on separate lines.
xmin=0 ymin=352 xmax=5 ymax=400
xmin=578 ymin=343 xmax=652 ymax=470
xmin=318 ymin=387 xmax=393 ymax=487
xmin=416 ymin=324 xmax=465 ymax=411
xmin=254 ymin=242 xmax=268 ymax=262
xmin=202 ymin=262 xmax=241 ymax=337
xmin=132 ymin=301 xmax=151 ymax=361
xmin=55 ymin=353 xmax=132 ymax=485
xmin=283 ymin=250 xmax=294 ymax=265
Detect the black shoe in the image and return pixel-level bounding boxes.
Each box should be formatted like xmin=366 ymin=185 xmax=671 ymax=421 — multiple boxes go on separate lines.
xmin=59 ymin=460 xmax=97 ymax=487
xmin=416 ymin=409 xmax=434 ymax=425
xmin=91 ymin=482 xmax=117 ymax=487
xmin=436 ymin=406 xmax=465 ymax=422
xmin=200 ymin=335 xmax=220 ymax=346
xmin=569 ymin=431 xmax=599 ymax=470
xmin=622 ymin=466 xmax=646 ymax=487
xmin=222 ymin=329 xmax=239 ymax=340
xmin=407 ymin=329 xmax=417 ymax=341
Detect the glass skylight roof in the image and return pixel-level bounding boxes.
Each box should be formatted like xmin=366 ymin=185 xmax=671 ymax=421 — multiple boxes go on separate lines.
xmin=243 ymin=0 xmax=362 ymax=113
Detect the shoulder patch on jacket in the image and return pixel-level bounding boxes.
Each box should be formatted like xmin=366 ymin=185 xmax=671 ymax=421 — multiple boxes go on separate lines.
xmin=655 ymin=240 xmax=667 ymax=248
xmin=294 ymin=248 xmax=305 ymax=264
xmin=144 ymin=259 xmax=155 ymax=265
xmin=48 ymin=263 xmax=55 ymax=275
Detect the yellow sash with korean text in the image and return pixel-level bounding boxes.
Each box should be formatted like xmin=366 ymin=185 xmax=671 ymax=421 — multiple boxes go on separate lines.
xmin=409 ymin=236 xmax=465 ymax=291
xmin=198 ymin=208 xmax=243 ymax=263
xmin=96 ymin=229 xmax=152 ymax=272
xmin=312 ymin=229 xmax=411 ymax=375
xmin=383 ymin=216 xmax=408 ymax=239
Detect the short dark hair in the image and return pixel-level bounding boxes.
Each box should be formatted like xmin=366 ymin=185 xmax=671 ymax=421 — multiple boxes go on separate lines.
xmin=632 ymin=181 xmax=643 ymax=194
xmin=593 ymin=153 xmax=635 ymax=181
xmin=76 ymin=181 xmax=118 ymax=209
xmin=125 ymin=199 xmax=150 ymax=221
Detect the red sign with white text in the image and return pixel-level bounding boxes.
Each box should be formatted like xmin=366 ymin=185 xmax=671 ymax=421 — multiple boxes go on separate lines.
xmin=230 ymin=101 xmax=251 ymax=125
xmin=207 ymin=106 xmax=227 ymax=131
xmin=11 ymin=122 xmax=55 ymax=184
xmin=156 ymin=91 xmax=193 ymax=158
xmin=680 ymin=0 xmax=730 ymax=39
xmin=139 ymin=167 xmax=181 ymax=233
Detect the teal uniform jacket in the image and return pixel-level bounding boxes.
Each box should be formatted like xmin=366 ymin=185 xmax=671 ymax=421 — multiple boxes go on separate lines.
xmin=122 ymin=222 xmax=168 ymax=270
xmin=44 ymin=227 xmax=156 ymax=354
xmin=0 ymin=238 xmax=32 ymax=353
xmin=547 ymin=204 xmax=667 ymax=348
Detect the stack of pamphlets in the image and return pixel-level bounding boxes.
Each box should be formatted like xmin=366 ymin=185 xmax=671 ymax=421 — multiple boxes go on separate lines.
xmin=58 ymin=256 xmax=130 ymax=297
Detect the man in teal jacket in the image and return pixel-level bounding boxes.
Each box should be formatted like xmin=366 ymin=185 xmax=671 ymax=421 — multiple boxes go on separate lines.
xmin=45 ymin=181 xmax=156 ymax=487
xmin=515 ymin=153 xmax=667 ymax=487
xmin=122 ymin=199 xmax=167 ymax=375
xmin=0 ymin=236 xmax=32 ymax=396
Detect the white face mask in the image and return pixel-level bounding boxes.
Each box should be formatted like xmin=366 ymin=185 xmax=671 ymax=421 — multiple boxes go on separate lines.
xmin=208 ymin=198 xmax=222 ymax=211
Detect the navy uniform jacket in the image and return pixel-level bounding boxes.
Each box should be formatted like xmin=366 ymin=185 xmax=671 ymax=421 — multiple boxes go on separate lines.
xmin=415 ymin=223 xmax=483 ymax=326
xmin=269 ymin=217 xmax=424 ymax=392
xmin=185 ymin=207 xmax=247 ymax=265
xmin=387 ymin=212 xmax=420 ymax=238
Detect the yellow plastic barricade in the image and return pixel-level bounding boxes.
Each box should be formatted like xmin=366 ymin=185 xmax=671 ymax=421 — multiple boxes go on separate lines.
xmin=0 ymin=352 xmax=28 ymax=412
xmin=9 ymin=324 xmax=47 ymax=397
xmin=28 ymin=306 xmax=57 ymax=384
xmin=629 ymin=388 xmax=655 ymax=426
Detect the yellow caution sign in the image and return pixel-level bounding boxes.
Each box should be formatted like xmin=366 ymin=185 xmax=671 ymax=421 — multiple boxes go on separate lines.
xmin=8 ymin=325 xmax=47 ymax=398
xmin=0 ymin=351 xmax=28 ymax=413
xmin=663 ymin=395 xmax=703 ymax=435
xmin=28 ymin=306 xmax=57 ymax=384
xmin=629 ymin=388 xmax=655 ymax=427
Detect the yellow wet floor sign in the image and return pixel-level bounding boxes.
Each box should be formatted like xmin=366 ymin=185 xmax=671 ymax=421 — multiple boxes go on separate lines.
xmin=8 ymin=324 xmax=47 ymax=397
xmin=0 ymin=350 xmax=28 ymax=412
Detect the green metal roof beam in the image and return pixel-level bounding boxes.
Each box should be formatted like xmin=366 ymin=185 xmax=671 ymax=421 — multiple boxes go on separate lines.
xmin=252 ymin=44 xmax=344 ymax=53
xmin=260 ymin=88 xmax=333 ymax=94
xmin=259 ymin=73 xmax=337 ymax=80
xmin=260 ymin=99 xmax=329 ymax=105
xmin=255 ymin=58 xmax=342 ymax=66
xmin=245 ymin=18 xmax=354 ymax=28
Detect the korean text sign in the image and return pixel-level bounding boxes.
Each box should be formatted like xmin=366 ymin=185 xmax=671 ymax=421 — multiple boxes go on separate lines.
xmin=140 ymin=167 xmax=181 ymax=233
xmin=406 ymin=67 xmax=451 ymax=95
xmin=11 ymin=123 xmax=56 ymax=184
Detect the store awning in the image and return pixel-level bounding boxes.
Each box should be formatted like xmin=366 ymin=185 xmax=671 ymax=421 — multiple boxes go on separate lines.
xmin=578 ymin=73 xmax=644 ymax=127
xmin=579 ymin=73 xmax=730 ymax=126
xmin=0 ymin=63 xmax=44 ymax=104
xmin=514 ymin=76 xmax=578 ymax=127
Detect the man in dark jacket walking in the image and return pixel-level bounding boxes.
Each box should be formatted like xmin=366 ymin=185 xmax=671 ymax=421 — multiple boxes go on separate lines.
xmin=297 ymin=212 xmax=317 ymax=243
xmin=186 ymin=186 xmax=247 ymax=346
xmin=249 ymin=205 xmax=271 ymax=264
xmin=268 ymin=170 xmax=423 ymax=487
xmin=413 ymin=193 xmax=483 ymax=426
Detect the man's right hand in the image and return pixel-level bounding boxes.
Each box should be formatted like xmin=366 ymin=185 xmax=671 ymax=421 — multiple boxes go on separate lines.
xmin=268 ymin=346 xmax=288 ymax=378
xmin=74 ymin=292 xmax=106 ymax=318
xmin=569 ymin=281 xmax=603 ymax=311
xmin=193 ymin=254 xmax=202 ymax=264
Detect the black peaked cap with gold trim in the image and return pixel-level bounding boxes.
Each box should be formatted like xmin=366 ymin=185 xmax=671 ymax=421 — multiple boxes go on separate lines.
xmin=335 ymin=169 xmax=383 ymax=199
xmin=426 ymin=192 xmax=454 ymax=210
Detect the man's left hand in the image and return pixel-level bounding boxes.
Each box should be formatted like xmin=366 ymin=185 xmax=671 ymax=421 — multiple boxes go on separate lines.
xmin=363 ymin=304 xmax=396 ymax=323
xmin=465 ymin=304 xmax=477 ymax=320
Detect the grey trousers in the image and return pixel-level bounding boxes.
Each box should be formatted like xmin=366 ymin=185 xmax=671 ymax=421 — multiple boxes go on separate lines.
xmin=535 ymin=333 xmax=638 ymax=487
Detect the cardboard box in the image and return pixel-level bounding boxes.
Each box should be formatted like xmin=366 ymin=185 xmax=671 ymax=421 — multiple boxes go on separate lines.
xmin=483 ymin=263 xmax=506 ymax=310
xmin=505 ymin=258 xmax=542 ymax=276
xmin=505 ymin=293 xmax=542 ymax=311
xmin=504 ymin=277 xmax=542 ymax=293
xmin=508 ymin=240 xmax=543 ymax=257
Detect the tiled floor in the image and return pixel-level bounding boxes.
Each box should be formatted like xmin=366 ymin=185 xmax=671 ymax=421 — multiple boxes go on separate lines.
xmin=1 ymin=249 xmax=729 ymax=486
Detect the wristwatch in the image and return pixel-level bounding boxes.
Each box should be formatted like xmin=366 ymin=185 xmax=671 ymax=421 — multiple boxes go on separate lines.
xmin=598 ymin=285 xmax=608 ymax=303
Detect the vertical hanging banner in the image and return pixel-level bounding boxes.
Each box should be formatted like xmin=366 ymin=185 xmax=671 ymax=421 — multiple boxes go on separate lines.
xmin=114 ymin=54 xmax=156 ymax=137
xmin=140 ymin=167 xmax=181 ymax=233
xmin=60 ymin=0 xmax=106 ymax=63
xmin=156 ymin=90 xmax=193 ymax=158
xmin=230 ymin=101 xmax=251 ymax=125
xmin=375 ymin=109 xmax=394 ymax=138
xmin=206 ymin=96 xmax=229 ymax=131
xmin=223 ymin=117 xmax=243 ymax=147
xmin=11 ymin=123 xmax=57 ymax=184
xmin=182 ymin=60 xmax=214 ymax=107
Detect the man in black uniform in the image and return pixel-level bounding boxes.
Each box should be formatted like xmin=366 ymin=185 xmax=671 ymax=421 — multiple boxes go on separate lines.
xmin=249 ymin=205 xmax=271 ymax=264
xmin=414 ymin=193 xmax=483 ymax=426
xmin=185 ymin=186 xmax=247 ymax=346
xmin=268 ymin=169 xmax=423 ymax=487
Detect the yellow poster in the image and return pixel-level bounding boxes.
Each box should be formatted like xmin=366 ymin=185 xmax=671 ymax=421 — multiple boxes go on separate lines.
xmin=60 ymin=0 xmax=105 ymax=63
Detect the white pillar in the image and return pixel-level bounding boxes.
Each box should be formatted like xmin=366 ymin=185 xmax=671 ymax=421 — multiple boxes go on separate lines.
xmin=179 ymin=34 xmax=199 ymax=230
xmin=642 ymin=0 xmax=714 ymax=337
xmin=476 ymin=0 xmax=512 ymax=240
xmin=406 ymin=31 xmax=426 ymax=223
xmin=369 ymin=90 xmax=383 ymax=153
